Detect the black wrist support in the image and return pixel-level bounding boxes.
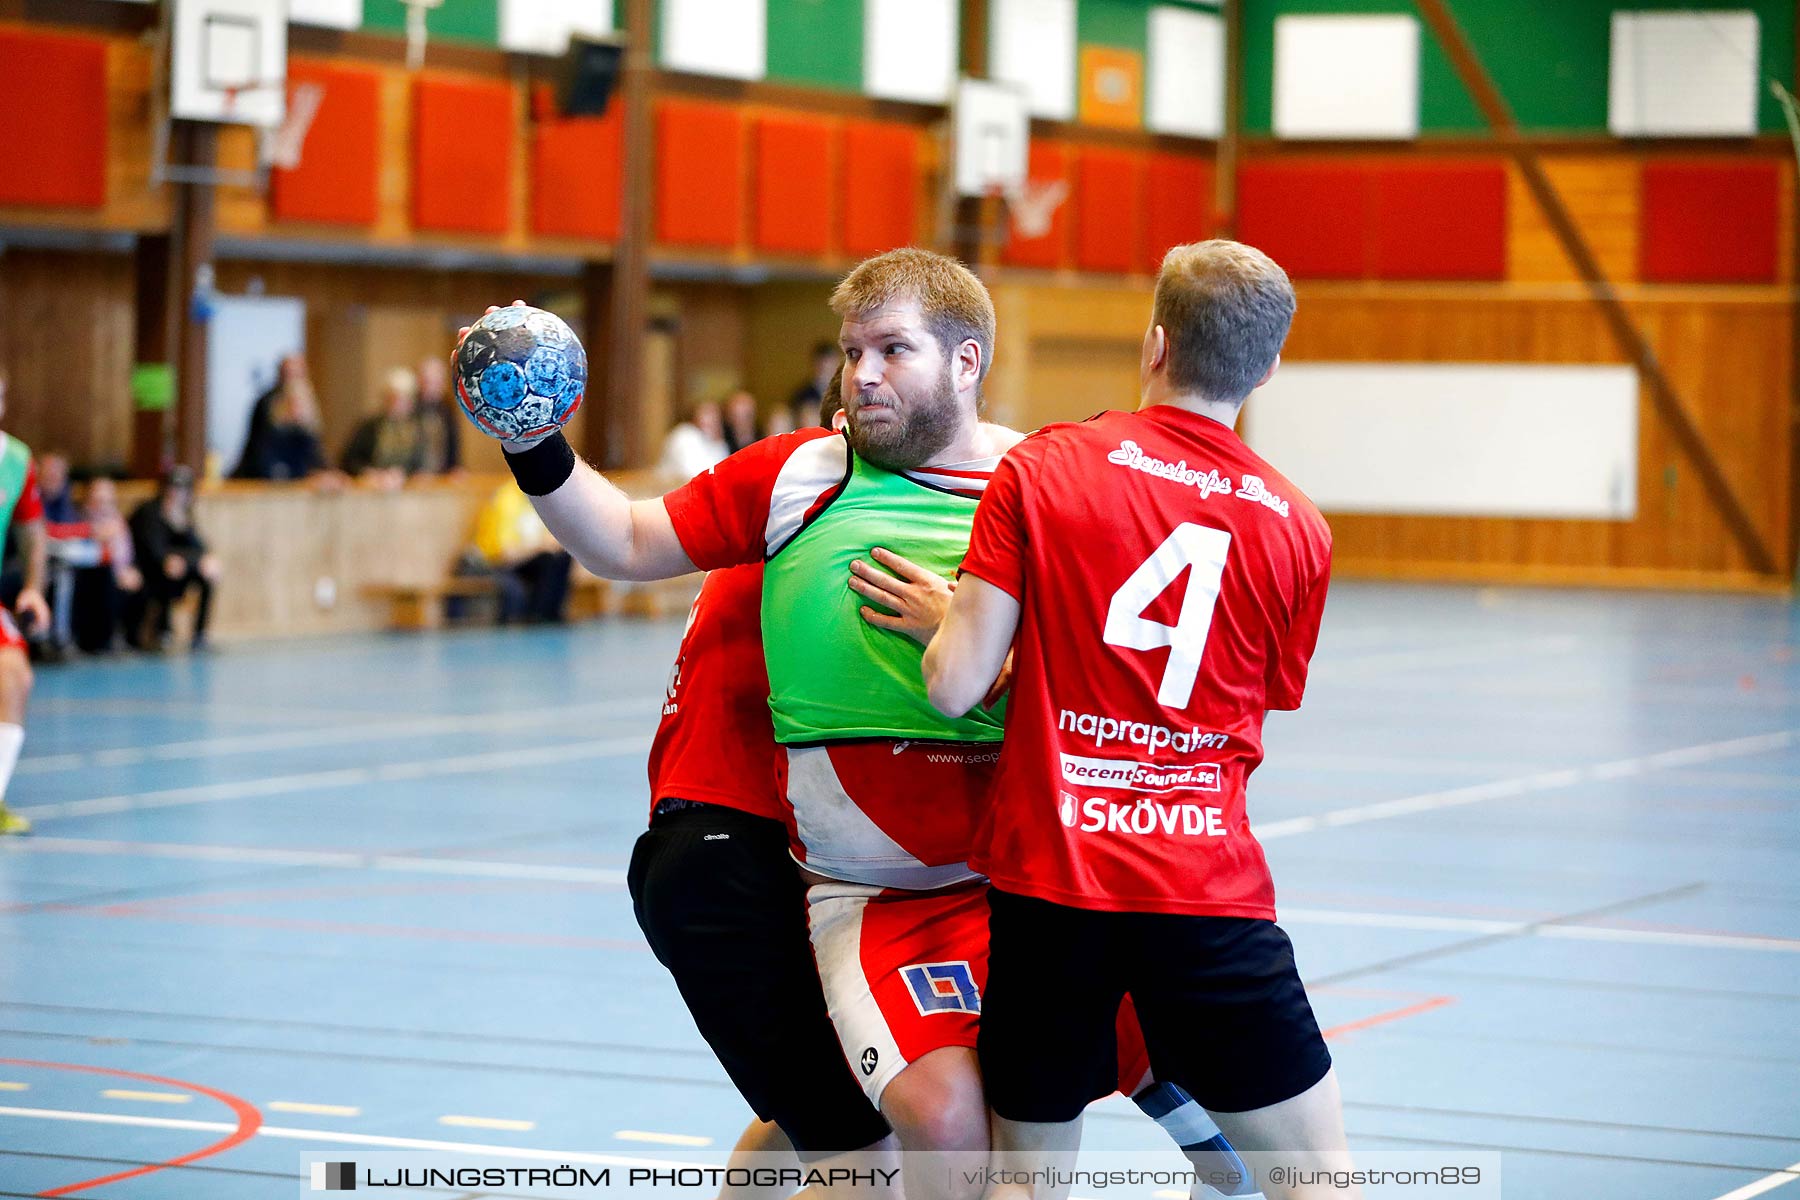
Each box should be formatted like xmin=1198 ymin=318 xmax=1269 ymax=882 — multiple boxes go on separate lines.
xmin=504 ymin=431 xmax=577 ymax=496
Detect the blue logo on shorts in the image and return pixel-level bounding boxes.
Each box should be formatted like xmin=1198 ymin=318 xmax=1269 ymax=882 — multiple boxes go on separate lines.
xmin=901 ymin=962 xmax=981 ymax=1014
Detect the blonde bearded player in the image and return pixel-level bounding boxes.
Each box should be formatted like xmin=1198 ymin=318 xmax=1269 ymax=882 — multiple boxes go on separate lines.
xmin=463 ymin=251 xmax=1249 ymax=1200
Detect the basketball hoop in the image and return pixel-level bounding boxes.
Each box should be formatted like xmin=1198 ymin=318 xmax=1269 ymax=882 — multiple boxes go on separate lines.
xmin=1003 ymin=178 xmax=1070 ymax=241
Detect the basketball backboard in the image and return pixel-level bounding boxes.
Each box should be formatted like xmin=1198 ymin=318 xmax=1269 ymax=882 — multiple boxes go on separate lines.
xmin=170 ymin=0 xmax=287 ymax=128
xmin=952 ymin=76 xmax=1029 ymax=198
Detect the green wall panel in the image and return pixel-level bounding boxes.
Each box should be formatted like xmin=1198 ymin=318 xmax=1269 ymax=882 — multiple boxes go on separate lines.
xmin=767 ymin=0 xmax=863 ymax=91
xmin=364 ymin=0 xmax=499 ymax=47
xmin=1079 ymin=0 xmax=1151 ymax=55
xmin=1241 ymin=0 xmax=1796 ymax=136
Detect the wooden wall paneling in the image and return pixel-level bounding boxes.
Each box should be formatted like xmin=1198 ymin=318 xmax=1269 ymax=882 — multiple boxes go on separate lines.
xmin=1505 ymin=157 xmax=1640 ymax=283
xmin=985 ymin=279 xmax=1791 ymax=585
xmin=0 ymin=247 xmax=136 ymax=469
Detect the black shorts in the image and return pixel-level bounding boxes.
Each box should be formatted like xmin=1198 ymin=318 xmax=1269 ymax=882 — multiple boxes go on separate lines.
xmin=979 ymin=888 xmax=1332 ymax=1123
xmin=626 ymin=802 xmax=890 ymax=1157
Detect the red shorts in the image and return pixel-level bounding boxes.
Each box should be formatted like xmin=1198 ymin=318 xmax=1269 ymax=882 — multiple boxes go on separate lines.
xmin=807 ymin=880 xmax=1155 ymax=1106
xmin=0 ymin=609 xmax=25 ymax=653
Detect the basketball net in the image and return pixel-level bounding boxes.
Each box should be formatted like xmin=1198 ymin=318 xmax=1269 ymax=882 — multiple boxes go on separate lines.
xmin=1003 ymin=178 xmax=1070 ymax=241
xmin=261 ymin=81 xmax=324 ymax=170
xmin=404 ymin=0 xmax=445 ymax=70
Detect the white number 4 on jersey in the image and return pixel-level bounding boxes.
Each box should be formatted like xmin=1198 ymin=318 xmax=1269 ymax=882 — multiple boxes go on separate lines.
xmin=1103 ymin=523 xmax=1232 ymax=710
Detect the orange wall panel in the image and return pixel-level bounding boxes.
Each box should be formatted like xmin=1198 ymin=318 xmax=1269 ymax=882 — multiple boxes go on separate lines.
xmin=1372 ymin=161 xmax=1506 ymax=281
xmin=532 ymin=106 xmax=623 ymax=241
xmin=753 ymin=113 xmax=835 ymax=256
xmin=1143 ymin=153 xmax=1213 ymax=273
xmin=270 ymin=59 xmax=381 ymax=227
xmin=411 ymin=75 xmax=515 ymax=235
xmin=1002 ymin=141 xmax=1073 ymax=270
xmin=840 ymin=121 xmax=921 ymax=256
xmin=1640 ymin=160 xmax=1781 ymax=284
xmin=655 ymin=98 xmax=746 ymax=248
xmin=0 ymin=29 xmax=107 ymax=208
xmin=1073 ymin=148 xmax=1146 ymax=274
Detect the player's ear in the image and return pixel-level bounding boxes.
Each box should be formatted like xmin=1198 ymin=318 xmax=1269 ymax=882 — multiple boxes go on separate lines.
xmin=955 ymin=338 xmax=983 ymax=391
xmin=1143 ymin=324 xmax=1169 ymax=374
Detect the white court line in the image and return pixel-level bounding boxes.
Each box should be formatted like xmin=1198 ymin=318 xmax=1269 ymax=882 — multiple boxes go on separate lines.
xmin=0 ymin=1103 xmax=706 ymax=1166
xmin=616 ymin=1130 xmax=713 ymax=1147
xmin=440 ymin=1114 xmax=536 ymax=1132
xmin=2 ymin=837 xmax=629 ymax=885
xmin=1253 ymin=728 xmax=1799 ymax=841
xmin=16 ymin=698 xmax=658 ymax=776
xmin=1711 ymin=1161 xmax=1800 ymax=1200
xmin=1278 ymin=908 xmax=1800 ymax=955
xmin=14 ymin=734 xmax=654 ymax=822
xmin=269 ymin=1101 xmax=361 ymax=1117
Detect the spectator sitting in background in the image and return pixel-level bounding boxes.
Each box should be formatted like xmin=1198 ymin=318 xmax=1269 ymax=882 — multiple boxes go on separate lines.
xmin=786 ymin=341 xmax=839 ymax=432
xmin=38 ymin=453 xmax=77 ymax=524
xmin=341 ymin=367 xmax=426 ymax=488
xmin=127 ymin=465 xmax=219 ymax=652
xmin=70 ymin=477 xmax=142 ymax=654
xmin=416 ymin=354 xmax=463 ymax=475
xmin=234 ymin=355 xmax=307 ymax=479
xmin=722 ymin=389 xmax=762 ymax=455
xmin=462 ymin=481 xmax=573 ymax=625
xmin=657 ymin=400 xmax=728 ymax=481
xmin=237 ymin=361 xmax=329 ymax=482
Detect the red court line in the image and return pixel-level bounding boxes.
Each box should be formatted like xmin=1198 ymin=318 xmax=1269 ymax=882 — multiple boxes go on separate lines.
xmin=1320 ymin=995 xmax=1455 ymax=1041
xmin=0 ymin=1058 xmax=262 ymax=1197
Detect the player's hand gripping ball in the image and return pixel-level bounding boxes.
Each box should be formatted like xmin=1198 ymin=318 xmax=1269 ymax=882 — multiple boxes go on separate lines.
xmin=453 ymin=305 xmax=587 ymax=441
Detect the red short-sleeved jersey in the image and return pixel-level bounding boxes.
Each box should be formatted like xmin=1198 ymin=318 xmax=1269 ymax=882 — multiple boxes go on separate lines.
xmin=14 ymin=461 xmax=43 ymax=525
xmin=961 ymin=405 xmax=1332 ymax=919
xmin=645 ymin=563 xmax=783 ymax=821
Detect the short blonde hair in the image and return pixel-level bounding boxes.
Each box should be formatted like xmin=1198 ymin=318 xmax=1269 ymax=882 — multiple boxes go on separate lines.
xmin=831 ymin=248 xmax=996 ymax=382
xmin=1153 ymin=240 xmax=1295 ymax=402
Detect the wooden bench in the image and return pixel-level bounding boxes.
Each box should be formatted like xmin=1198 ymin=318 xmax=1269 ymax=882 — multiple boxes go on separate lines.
xmin=364 ymin=579 xmax=503 ymax=630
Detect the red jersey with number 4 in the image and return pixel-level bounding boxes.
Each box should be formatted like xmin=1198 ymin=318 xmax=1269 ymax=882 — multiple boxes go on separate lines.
xmin=961 ymin=405 xmax=1331 ymax=919
xmin=645 ymin=563 xmax=784 ymax=822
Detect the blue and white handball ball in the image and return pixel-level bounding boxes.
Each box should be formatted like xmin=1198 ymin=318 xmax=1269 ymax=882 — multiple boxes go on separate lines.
xmin=453 ymin=305 xmax=588 ymax=441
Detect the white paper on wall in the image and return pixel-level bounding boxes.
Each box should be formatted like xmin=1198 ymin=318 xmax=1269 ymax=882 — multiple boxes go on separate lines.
xmin=289 ymin=0 xmax=362 ymax=32
xmin=1241 ymin=363 xmax=1640 ymax=520
xmin=989 ymin=0 xmax=1076 ymax=121
xmin=864 ymin=0 xmax=958 ymax=104
xmin=1273 ymin=14 xmax=1419 ymax=140
xmin=662 ymin=0 xmax=765 ymax=81
xmin=1147 ymin=4 xmax=1223 ymax=138
xmin=1609 ymin=10 xmax=1759 ymax=137
xmin=500 ymin=0 xmax=614 ymax=55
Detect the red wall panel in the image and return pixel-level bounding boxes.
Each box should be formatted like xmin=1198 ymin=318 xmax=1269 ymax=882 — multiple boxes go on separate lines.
xmin=1640 ymin=160 xmax=1781 ymax=284
xmin=0 ymin=29 xmax=106 ymax=209
xmin=1074 ymin=148 xmax=1147 ymax=274
xmin=1143 ymin=153 xmax=1214 ymax=273
xmin=532 ymin=106 xmax=623 ymax=241
xmin=1372 ymin=161 xmax=1506 ymax=280
xmin=412 ymin=76 xmax=515 ymax=235
xmin=839 ymin=121 xmax=921 ymax=256
xmin=754 ymin=113 xmax=834 ymax=256
xmin=1237 ymin=161 xmax=1373 ymax=279
xmin=270 ymin=59 xmax=381 ymax=227
xmin=655 ymin=98 xmax=746 ymax=248
xmin=1002 ymin=141 xmax=1073 ymax=270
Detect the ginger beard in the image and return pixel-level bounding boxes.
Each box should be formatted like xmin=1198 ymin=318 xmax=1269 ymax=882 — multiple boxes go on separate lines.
xmin=844 ymin=357 xmax=963 ymax=472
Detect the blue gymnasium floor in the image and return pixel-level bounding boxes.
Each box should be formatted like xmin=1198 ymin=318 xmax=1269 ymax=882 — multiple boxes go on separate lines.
xmin=0 ymin=581 xmax=1796 ymax=1200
